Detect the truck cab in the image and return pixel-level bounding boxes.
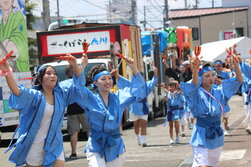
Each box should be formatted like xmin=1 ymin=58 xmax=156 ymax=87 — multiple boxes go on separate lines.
xmin=37 ymin=23 xmax=144 ymax=130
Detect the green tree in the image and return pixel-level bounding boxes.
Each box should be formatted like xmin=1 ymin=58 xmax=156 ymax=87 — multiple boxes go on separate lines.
xmin=25 ymin=0 xmax=38 ymax=68
xmin=26 ymin=0 xmax=36 ymax=30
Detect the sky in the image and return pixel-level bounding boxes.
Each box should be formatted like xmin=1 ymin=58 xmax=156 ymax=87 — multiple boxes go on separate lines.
xmin=30 ymin=0 xmax=222 ymax=29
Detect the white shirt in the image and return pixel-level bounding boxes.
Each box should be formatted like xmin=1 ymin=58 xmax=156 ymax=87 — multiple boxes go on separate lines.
xmin=26 ymin=102 xmax=54 ymax=166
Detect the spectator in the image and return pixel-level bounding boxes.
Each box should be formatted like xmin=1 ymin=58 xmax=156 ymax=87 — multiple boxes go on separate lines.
xmin=163 ymin=57 xmax=180 ymax=82
xmin=179 ymin=64 xmax=192 ymax=82
xmin=214 ymin=60 xmax=231 ymax=79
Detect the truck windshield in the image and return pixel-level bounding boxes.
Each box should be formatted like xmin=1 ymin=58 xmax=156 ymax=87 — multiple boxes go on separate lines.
xmin=54 ymin=63 xmax=106 ymax=81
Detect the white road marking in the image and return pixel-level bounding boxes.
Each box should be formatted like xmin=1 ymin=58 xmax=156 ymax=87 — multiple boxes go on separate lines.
xmin=220 ymin=149 xmax=246 ymax=161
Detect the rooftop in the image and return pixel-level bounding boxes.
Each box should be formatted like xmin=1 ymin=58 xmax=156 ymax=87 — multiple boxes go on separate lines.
xmin=169 ymin=7 xmax=249 ymax=19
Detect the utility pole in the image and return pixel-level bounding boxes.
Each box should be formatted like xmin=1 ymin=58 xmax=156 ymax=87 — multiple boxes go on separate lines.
xmin=143 ymin=5 xmax=146 ymax=29
xmin=164 ymin=0 xmax=168 ymax=28
xmin=56 ymin=0 xmax=61 ymax=27
xmin=195 ymin=0 xmax=198 ymax=8
xmin=184 ymin=0 xmax=187 ymax=9
xmin=42 ymin=0 xmax=51 ymax=30
xmin=212 ymin=0 xmax=214 ymax=8
xmin=107 ymin=0 xmax=112 ymax=23
xmin=131 ymin=0 xmax=137 ymax=25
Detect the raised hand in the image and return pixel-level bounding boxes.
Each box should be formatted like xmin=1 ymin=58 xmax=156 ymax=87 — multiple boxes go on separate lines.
xmin=82 ymin=40 xmax=90 ymax=54
xmin=124 ymin=57 xmax=134 ymax=67
xmin=0 ymin=50 xmax=14 ymax=65
xmin=63 ymin=54 xmax=77 ymax=68
xmin=114 ymin=52 xmax=126 ymax=60
xmin=110 ymin=69 xmax=118 ymax=78
xmin=0 ymin=60 xmax=10 ymax=72
xmin=153 ymin=66 xmax=158 ymax=76
xmin=81 ymin=53 xmax=88 ymax=69
xmin=226 ymin=44 xmax=239 ymax=63
xmin=188 ymin=54 xmax=200 ymax=71
xmin=124 ymin=57 xmax=139 ymax=75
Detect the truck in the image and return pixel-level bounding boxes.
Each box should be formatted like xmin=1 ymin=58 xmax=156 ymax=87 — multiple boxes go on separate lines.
xmin=36 ymin=23 xmax=144 ymax=129
xmin=0 ymin=0 xmax=32 ymax=137
xmin=165 ymin=26 xmax=192 ymax=63
xmin=140 ymin=27 xmax=192 ymax=118
xmin=141 ymin=30 xmax=167 ymax=118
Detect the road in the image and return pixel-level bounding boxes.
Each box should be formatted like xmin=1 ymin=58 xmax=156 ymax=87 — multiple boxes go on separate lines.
xmin=0 ymin=95 xmax=250 ymax=167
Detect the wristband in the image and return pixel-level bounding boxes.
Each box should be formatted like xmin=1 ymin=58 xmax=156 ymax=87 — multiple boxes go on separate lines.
xmin=0 ymin=67 xmax=13 ymax=77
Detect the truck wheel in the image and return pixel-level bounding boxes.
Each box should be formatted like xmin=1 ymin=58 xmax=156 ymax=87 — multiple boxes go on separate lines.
xmin=152 ymin=100 xmax=157 ymax=118
xmin=160 ymin=99 xmax=166 ymax=116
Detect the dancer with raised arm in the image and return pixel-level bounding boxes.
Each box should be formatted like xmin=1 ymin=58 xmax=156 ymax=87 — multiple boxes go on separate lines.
xmin=77 ymin=56 xmax=144 ymax=167
xmin=1 ymin=53 xmax=88 ymax=167
xmin=117 ymin=67 xmax=158 ymax=147
xmin=180 ymin=53 xmax=242 ymax=167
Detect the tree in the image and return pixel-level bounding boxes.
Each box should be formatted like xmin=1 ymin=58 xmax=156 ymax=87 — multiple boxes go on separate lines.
xmin=25 ymin=0 xmax=36 ymax=30
xmin=25 ymin=0 xmax=38 ymax=68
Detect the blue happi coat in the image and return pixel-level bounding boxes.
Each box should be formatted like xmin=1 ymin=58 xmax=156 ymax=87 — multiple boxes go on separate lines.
xmin=180 ymin=78 xmax=241 ymax=149
xmin=77 ymin=72 xmax=144 ymax=162
xmin=216 ymin=70 xmax=231 ymax=79
xmin=5 ymin=72 xmax=86 ymax=167
xmin=117 ymin=75 xmax=158 ymax=115
xmin=165 ymin=91 xmax=185 ymax=121
xmin=217 ymin=70 xmax=231 ymax=113
xmin=240 ymin=62 xmax=251 ymax=103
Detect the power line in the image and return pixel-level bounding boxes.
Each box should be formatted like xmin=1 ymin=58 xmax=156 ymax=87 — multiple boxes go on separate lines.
xmin=147 ymin=0 xmax=162 ymax=10
xmin=153 ymin=0 xmax=163 ymax=10
xmin=81 ymin=0 xmax=107 ymax=10
xmin=145 ymin=6 xmax=162 ymax=20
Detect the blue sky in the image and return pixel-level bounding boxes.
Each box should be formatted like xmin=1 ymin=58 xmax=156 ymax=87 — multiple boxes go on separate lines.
xmin=31 ymin=0 xmax=222 ymax=28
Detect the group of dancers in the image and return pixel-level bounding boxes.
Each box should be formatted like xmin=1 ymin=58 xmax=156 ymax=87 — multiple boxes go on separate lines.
xmin=0 ymin=46 xmax=251 ymax=167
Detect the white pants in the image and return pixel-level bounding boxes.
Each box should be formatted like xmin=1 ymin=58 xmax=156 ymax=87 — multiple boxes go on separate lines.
xmin=246 ymin=103 xmax=251 ymax=128
xmin=129 ymin=112 xmax=148 ymax=121
xmin=26 ymin=151 xmax=64 ymax=166
xmin=86 ymin=151 xmax=125 ymax=167
xmin=192 ymin=146 xmax=222 ymax=167
xmin=242 ymin=92 xmax=248 ymax=114
xmin=222 ymin=112 xmax=229 ymax=118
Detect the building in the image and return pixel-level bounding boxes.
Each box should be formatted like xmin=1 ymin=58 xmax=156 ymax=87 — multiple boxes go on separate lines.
xmin=169 ymin=7 xmax=248 ymax=45
xmin=222 ymin=0 xmax=251 ymax=38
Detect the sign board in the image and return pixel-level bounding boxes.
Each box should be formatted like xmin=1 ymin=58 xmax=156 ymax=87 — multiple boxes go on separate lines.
xmin=223 ymin=31 xmax=236 ymax=40
xmin=0 ymin=72 xmax=32 ymax=127
xmin=47 ymin=31 xmax=111 ymax=55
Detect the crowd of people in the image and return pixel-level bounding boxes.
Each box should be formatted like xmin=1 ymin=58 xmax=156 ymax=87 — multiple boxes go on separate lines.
xmin=1 ymin=46 xmax=251 ymax=167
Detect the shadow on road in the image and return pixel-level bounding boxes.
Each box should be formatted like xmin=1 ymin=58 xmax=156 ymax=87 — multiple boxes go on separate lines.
xmin=147 ymin=117 xmax=165 ymax=127
xmin=65 ymin=155 xmax=87 ymax=162
xmin=63 ymin=131 xmax=88 ymax=142
xmin=224 ymin=140 xmax=245 ymax=143
xmin=0 ymin=139 xmax=16 ymax=148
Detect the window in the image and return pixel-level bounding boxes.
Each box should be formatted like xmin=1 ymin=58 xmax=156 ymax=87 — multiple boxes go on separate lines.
xmin=192 ymin=27 xmax=199 ymax=40
xmin=235 ymin=27 xmax=244 ymax=37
